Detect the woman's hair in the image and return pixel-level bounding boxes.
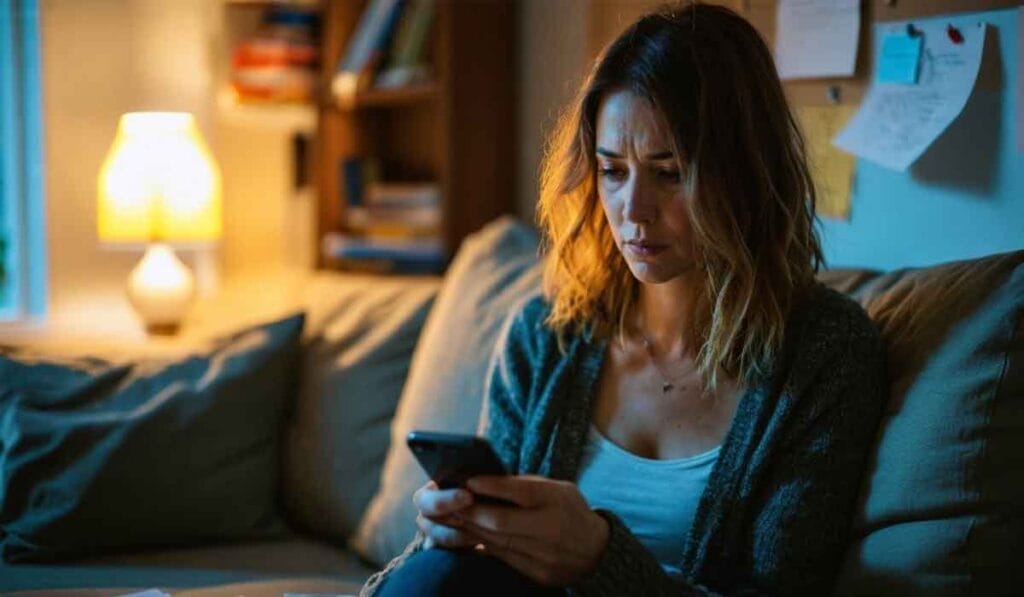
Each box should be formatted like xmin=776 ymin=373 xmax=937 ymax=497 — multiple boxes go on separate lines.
xmin=537 ymin=2 xmax=824 ymax=392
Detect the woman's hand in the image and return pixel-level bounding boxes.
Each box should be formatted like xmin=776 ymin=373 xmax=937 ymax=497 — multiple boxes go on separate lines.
xmin=460 ymin=475 xmax=610 ymax=587
xmin=412 ymin=480 xmax=479 ymax=549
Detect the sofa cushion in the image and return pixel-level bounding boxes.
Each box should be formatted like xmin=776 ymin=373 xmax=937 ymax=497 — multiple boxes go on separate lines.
xmin=0 ymin=536 xmax=372 ymax=592
xmin=823 ymin=250 xmax=1024 ymax=595
xmin=283 ymin=273 xmax=439 ymax=541
xmin=350 ymin=216 xmax=542 ymax=566
xmin=0 ymin=314 xmax=304 ymax=562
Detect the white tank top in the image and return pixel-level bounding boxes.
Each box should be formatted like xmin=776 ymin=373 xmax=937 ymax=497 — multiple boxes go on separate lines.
xmin=576 ymin=424 xmax=720 ymax=579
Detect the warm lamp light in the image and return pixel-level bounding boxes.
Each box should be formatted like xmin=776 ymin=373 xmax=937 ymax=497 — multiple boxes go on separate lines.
xmin=97 ymin=112 xmax=222 ymax=334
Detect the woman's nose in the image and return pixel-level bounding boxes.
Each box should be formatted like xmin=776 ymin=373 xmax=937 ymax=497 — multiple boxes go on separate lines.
xmin=622 ymin=176 xmax=657 ymax=224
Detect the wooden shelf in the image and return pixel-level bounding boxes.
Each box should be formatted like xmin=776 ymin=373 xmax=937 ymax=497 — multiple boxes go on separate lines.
xmin=316 ymin=0 xmax=517 ymax=272
xmin=216 ymin=88 xmax=317 ymax=134
xmin=330 ymin=82 xmax=439 ymax=111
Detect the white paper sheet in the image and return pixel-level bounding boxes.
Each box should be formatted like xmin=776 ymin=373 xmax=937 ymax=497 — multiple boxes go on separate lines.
xmin=833 ymin=20 xmax=987 ymax=171
xmin=775 ymin=0 xmax=860 ymax=80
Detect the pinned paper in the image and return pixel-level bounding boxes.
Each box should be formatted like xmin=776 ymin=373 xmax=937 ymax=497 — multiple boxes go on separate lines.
xmin=833 ymin=20 xmax=987 ymax=171
xmin=775 ymin=0 xmax=860 ymax=80
xmin=877 ymin=33 xmax=923 ymax=84
xmin=798 ymin=105 xmax=857 ymax=219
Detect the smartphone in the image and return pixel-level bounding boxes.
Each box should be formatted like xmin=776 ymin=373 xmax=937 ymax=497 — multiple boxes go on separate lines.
xmin=407 ymin=430 xmax=512 ymax=505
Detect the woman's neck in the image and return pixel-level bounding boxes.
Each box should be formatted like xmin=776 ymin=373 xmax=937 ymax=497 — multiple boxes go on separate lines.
xmin=635 ymin=275 xmax=699 ymax=358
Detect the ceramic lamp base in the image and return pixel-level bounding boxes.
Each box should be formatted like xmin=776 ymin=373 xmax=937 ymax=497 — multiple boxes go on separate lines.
xmin=127 ymin=243 xmax=195 ymax=334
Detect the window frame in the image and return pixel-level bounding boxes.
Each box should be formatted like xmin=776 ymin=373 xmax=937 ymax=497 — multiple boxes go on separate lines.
xmin=0 ymin=0 xmax=47 ymax=323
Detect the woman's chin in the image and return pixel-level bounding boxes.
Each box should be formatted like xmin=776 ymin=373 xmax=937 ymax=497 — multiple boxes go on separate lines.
xmin=626 ymin=262 xmax=673 ymax=285
xmin=626 ymin=259 xmax=698 ymax=285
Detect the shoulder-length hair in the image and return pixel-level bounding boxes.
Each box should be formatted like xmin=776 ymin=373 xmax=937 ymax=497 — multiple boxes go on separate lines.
xmin=537 ymin=2 xmax=824 ymax=392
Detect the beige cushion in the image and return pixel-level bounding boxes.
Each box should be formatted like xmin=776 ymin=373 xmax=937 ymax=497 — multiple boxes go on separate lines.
xmin=350 ymin=217 xmax=542 ymax=566
xmin=282 ymin=273 xmax=440 ymax=541
xmin=823 ymin=250 xmax=1024 ymax=595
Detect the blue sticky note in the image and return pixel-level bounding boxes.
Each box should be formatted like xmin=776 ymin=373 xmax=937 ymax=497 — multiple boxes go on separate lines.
xmin=878 ymin=33 xmax=923 ymax=84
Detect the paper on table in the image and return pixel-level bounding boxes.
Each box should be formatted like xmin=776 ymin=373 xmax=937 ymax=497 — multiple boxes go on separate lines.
xmin=775 ymin=0 xmax=860 ymax=80
xmin=798 ymin=105 xmax=857 ymax=219
xmin=833 ymin=20 xmax=987 ymax=171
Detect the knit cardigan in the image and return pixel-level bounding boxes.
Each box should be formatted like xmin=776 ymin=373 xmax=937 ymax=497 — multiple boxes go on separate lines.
xmin=361 ymin=283 xmax=887 ymax=596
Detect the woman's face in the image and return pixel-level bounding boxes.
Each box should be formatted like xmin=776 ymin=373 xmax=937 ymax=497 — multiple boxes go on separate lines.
xmin=595 ymin=89 xmax=698 ymax=285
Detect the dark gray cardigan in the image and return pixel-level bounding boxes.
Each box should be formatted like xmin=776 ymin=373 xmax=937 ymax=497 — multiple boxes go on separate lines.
xmin=362 ymin=284 xmax=887 ymax=596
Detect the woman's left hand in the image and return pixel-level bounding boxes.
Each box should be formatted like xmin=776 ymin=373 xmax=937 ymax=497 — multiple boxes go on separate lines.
xmin=456 ymin=475 xmax=610 ymax=587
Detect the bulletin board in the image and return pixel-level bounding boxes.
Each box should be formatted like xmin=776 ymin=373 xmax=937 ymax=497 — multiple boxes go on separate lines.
xmin=587 ymin=0 xmax=1024 ymax=270
xmin=587 ymin=1 xmax=1019 ymax=106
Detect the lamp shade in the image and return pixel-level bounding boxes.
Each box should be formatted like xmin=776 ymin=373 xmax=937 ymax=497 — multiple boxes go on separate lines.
xmin=98 ymin=112 xmax=221 ymax=244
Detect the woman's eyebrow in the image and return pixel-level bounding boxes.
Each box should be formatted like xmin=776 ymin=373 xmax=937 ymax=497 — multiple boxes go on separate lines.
xmin=596 ymin=147 xmax=674 ymax=160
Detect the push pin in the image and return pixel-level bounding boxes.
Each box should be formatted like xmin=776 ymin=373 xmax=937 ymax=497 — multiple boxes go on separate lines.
xmin=946 ymin=24 xmax=964 ymax=44
xmin=826 ymin=85 xmax=841 ymax=105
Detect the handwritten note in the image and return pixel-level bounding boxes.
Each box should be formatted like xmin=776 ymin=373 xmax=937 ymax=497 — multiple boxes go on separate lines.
xmin=833 ymin=20 xmax=987 ymax=171
xmin=775 ymin=0 xmax=860 ymax=80
xmin=798 ymin=106 xmax=857 ymax=219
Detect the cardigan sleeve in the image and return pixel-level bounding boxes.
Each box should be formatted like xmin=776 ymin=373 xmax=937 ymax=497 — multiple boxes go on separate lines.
xmin=571 ymin=303 xmax=887 ymax=596
xmin=478 ymin=296 xmax=547 ymax=471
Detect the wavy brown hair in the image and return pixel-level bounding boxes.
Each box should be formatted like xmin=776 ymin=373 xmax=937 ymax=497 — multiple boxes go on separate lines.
xmin=537 ymin=2 xmax=824 ymax=392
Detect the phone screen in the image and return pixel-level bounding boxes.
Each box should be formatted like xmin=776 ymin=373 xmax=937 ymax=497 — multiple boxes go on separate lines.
xmin=407 ymin=430 xmax=511 ymax=504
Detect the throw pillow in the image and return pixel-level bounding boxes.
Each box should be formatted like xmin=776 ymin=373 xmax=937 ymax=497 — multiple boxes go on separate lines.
xmin=0 ymin=313 xmax=304 ymax=562
xmin=350 ymin=216 xmax=542 ymax=566
xmin=283 ymin=273 xmax=439 ymax=541
xmin=825 ymin=250 xmax=1024 ymax=595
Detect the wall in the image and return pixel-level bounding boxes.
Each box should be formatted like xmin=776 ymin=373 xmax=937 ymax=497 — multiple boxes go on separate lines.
xmin=37 ymin=0 xmax=298 ymax=335
xmin=818 ymin=7 xmax=1024 ymax=270
xmin=39 ymin=0 xmax=213 ymax=332
xmin=569 ymin=1 xmax=1024 ymax=271
xmin=516 ymin=0 xmax=590 ymax=222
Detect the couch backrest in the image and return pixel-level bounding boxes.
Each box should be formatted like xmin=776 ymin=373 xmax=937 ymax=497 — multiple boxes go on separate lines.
xmin=824 ymin=250 xmax=1024 ymax=596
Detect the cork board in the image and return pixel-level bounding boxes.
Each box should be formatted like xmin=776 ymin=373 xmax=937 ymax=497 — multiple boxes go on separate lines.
xmin=587 ymin=0 xmax=1019 ymax=106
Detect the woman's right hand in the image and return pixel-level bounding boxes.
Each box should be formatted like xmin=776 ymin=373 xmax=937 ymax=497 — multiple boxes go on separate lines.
xmin=413 ymin=480 xmax=478 ymax=549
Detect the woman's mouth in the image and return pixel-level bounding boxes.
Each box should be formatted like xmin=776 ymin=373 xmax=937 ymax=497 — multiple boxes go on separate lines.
xmin=625 ymin=239 xmax=669 ymax=258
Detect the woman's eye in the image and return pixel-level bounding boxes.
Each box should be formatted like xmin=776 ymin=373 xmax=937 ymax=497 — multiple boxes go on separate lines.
xmin=657 ymin=169 xmax=682 ymax=183
xmin=598 ymin=167 xmax=626 ymax=181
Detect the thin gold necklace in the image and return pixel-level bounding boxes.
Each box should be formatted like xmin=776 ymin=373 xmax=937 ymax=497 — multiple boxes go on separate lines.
xmin=639 ymin=334 xmax=684 ymax=394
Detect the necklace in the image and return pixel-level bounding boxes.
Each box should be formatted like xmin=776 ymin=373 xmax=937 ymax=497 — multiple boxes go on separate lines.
xmin=640 ymin=334 xmax=684 ymax=394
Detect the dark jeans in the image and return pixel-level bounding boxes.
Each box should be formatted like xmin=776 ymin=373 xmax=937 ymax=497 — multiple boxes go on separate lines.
xmin=375 ymin=547 xmax=568 ymax=597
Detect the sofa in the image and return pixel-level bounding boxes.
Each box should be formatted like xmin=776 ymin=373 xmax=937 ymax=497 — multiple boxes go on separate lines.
xmin=0 ymin=216 xmax=1021 ymax=596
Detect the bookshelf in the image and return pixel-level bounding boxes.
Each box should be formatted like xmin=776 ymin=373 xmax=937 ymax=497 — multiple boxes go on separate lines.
xmin=316 ymin=0 xmax=518 ymax=273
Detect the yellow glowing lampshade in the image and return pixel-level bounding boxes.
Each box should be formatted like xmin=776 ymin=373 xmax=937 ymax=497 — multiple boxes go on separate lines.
xmin=98 ymin=112 xmax=221 ymax=244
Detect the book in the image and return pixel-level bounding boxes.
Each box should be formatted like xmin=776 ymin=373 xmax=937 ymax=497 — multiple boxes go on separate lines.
xmin=322 ymin=232 xmax=445 ymax=274
xmin=338 ymin=157 xmax=381 ymax=207
xmin=346 ymin=204 xmax=441 ymax=230
xmin=365 ymin=182 xmax=440 ymax=208
xmin=375 ymin=0 xmax=436 ymax=89
xmin=332 ymin=0 xmax=406 ymax=101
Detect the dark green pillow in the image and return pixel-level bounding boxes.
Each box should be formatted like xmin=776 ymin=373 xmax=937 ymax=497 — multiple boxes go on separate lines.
xmin=0 ymin=313 xmax=304 ymax=562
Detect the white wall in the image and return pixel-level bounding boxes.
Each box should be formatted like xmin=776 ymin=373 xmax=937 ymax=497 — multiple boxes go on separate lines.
xmin=516 ymin=0 xmax=590 ymax=223
xmin=40 ymin=0 xmax=215 ymax=330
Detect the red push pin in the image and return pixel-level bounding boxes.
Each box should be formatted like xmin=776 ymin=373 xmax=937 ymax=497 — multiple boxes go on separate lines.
xmin=947 ymin=24 xmax=964 ymax=44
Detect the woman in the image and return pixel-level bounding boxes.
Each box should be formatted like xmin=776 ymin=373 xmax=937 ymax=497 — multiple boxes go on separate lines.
xmin=362 ymin=3 xmax=886 ymax=596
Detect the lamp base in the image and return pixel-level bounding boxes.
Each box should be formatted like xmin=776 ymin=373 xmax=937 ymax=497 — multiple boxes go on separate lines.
xmin=127 ymin=243 xmax=195 ymax=334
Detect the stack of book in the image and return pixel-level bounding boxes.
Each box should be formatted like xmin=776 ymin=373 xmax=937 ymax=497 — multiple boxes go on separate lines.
xmin=230 ymin=6 xmax=320 ymax=104
xmin=331 ymin=0 xmax=436 ymax=101
xmin=324 ymin=157 xmax=444 ymax=273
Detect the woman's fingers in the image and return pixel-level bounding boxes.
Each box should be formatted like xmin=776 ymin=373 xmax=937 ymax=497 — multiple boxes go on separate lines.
xmin=412 ymin=481 xmax=474 ymax=518
xmin=415 ymin=513 xmax=480 ymax=549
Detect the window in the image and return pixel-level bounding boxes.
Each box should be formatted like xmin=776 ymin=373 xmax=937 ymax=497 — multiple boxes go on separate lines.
xmin=0 ymin=0 xmax=46 ymax=322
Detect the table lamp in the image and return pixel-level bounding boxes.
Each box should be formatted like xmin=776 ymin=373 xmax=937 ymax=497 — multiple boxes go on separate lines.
xmin=97 ymin=112 xmax=222 ymax=334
